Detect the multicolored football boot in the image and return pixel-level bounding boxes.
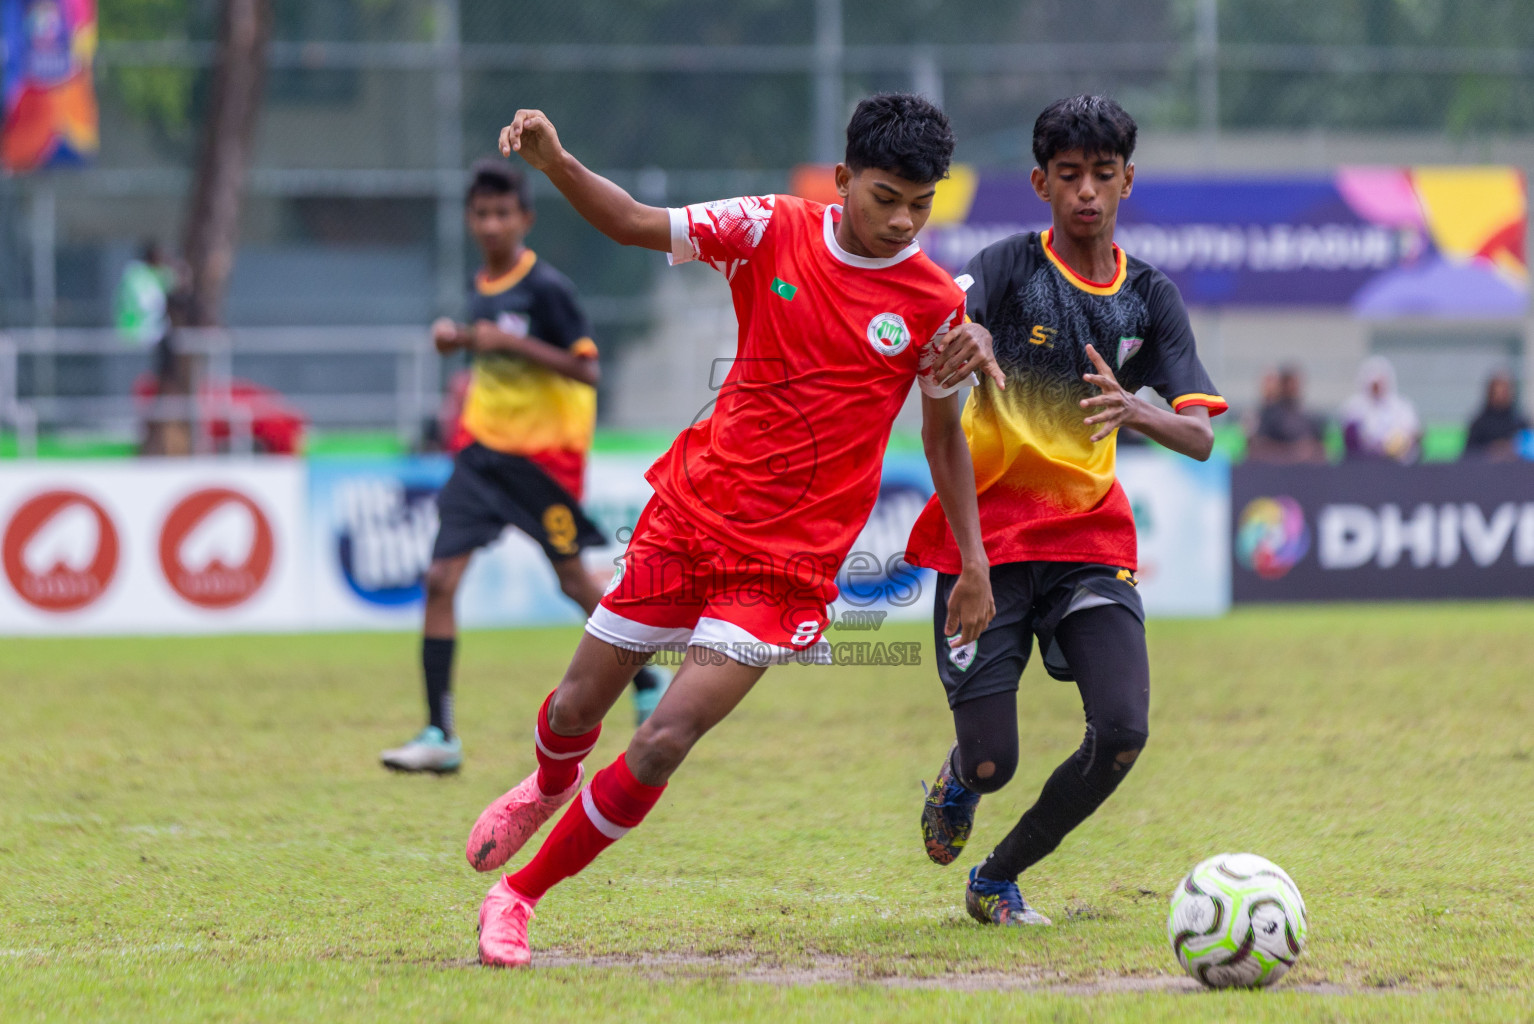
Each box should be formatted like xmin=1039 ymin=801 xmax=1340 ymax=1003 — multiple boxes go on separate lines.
xmin=921 ymin=744 xmax=980 ymax=865
xmin=965 ymin=865 xmax=1052 ymax=926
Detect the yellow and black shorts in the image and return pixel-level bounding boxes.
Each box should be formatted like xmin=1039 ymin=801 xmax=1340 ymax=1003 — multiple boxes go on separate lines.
xmin=432 ymin=442 xmax=604 ymax=563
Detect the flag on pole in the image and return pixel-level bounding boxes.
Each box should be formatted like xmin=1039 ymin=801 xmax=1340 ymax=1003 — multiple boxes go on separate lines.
xmin=2 ymin=0 xmax=98 ymax=172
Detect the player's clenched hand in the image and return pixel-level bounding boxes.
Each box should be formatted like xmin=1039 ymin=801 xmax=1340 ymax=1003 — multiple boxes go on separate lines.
xmin=1080 ymin=343 xmax=1143 ymax=443
xmin=499 ymin=109 xmax=564 ymax=171
xmin=432 ymin=317 xmax=463 ymax=354
xmin=944 ymin=566 xmax=995 ymax=647
xmin=933 ymin=322 xmax=1007 ymax=390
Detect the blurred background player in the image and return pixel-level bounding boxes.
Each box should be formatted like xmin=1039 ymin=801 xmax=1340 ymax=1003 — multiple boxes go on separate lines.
xmin=907 ymin=95 xmax=1226 ymax=926
xmin=469 ymin=95 xmax=1001 ymax=967
xmin=381 ymin=159 xmax=668 ymax=774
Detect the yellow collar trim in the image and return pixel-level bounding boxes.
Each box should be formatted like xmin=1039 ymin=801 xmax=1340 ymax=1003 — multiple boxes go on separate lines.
xmin=1041 ymin=229 xmax=1126 ymax=296
xmin=476 ymin=249 xmax=537 ymax=295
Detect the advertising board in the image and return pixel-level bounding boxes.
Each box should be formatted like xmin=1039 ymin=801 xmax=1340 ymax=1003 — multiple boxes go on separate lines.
xmin=0 ymin=459 xmax=306 ymax=634
xmin=1233 ymin=462 xmax=1534 ymax=601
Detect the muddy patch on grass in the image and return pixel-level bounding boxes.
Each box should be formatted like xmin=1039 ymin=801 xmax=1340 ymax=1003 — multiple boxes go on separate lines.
xmin=523 ymin=952 xmax=1368 ymax=994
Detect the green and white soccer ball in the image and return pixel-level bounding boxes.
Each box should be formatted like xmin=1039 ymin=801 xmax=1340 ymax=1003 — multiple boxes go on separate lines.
xmin=1167 ymin=853 xmax=1308 ymax=989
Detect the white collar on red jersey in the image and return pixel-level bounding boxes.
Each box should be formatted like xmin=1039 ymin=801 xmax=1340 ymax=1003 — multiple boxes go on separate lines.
xmin=823 ymin=204 xmax=922 ymax=270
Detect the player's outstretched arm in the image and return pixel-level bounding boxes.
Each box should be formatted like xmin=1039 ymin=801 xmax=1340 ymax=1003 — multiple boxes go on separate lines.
xmin=499 ymin=109 xmax=670 ymax=253
xmin=920 ymin=392 xmax=994 ymax=646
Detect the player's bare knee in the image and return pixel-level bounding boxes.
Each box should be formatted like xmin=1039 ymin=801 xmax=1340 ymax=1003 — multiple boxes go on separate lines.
xmin=547 ymin=683 xmax=603 ymax=736
xmin=552 ymin=560 xmax=586 ymax=596
xmin=1103 ymin=726 xmax=1148 ymax=775
xmin=628 ymin=719 xmax=696 ymax=781
xmin=424 ymin=560 xmax=462 ymax=603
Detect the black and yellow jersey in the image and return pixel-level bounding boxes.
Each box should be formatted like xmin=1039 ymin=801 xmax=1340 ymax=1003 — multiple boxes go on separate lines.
xmin=459 ymin=249 xmax=597 ymax=497
xmin=907 ymin=228 xmax=1226 ymax=572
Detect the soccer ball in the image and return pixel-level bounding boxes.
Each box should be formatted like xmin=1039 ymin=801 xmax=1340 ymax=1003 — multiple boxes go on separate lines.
xmin=1167 ymin=853 xmax=1307 ymax=989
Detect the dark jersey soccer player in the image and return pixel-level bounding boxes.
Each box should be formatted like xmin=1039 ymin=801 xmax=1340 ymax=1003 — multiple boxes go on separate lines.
xmin=907 ymin=95 xmax=1228 ymax=925
xmin=468 ymin=94 xmax=1003 ymax=967
xmin=380 ymin=160 xmax=666 ymax=775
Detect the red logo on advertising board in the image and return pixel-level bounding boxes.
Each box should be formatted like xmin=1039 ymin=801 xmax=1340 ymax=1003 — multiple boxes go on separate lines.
xmin=2 ymin=491 xmax=120 ymax=612
xmin=158 ymin=488 xmax=274 ymax=609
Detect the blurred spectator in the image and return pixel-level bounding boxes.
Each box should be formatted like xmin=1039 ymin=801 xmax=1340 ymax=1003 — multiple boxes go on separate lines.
xmin=113 ymin=240 xmax=176 ymax=349
xmin=1246 ymin=364 xmax=1327 ymax=464
xmin=1461 ymin=370 xmax=1529 ymax=461
xmin=1341 ymin=356 xmax=1420 ymax=463
xmin=119 ymin=242 xmax=197 ymax=456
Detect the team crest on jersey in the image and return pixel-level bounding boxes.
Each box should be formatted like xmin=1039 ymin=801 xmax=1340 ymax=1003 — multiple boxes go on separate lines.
xmin=497 ymin=311 xmax=531 ymax=336
xmin=866 ymin=312 xmax=911 ymax=356
xmin=1117 ymin=335 xmax=1144 ymax=367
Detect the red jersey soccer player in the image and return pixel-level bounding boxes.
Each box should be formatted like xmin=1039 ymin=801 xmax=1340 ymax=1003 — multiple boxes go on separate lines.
xmin=909 ymin=96 xmax=1227 ymax=927
xmin=465 ymin=94 xmax=1004 ymax=967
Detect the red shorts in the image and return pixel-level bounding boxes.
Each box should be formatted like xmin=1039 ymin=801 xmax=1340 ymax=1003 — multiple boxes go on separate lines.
xmin=587 ymin=497 xmax=834 ymax=667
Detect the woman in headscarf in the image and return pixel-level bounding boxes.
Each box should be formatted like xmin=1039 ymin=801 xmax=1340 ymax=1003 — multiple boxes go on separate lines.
xmin=1340 ymin=356 xmax=1420 ymax=463
xmin=1462 ymin=370 xmax=1529 ymax=461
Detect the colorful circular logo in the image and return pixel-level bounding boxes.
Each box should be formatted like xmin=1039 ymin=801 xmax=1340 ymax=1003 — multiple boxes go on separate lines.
xmin=1236 ymin=496 xmax=1311 ymax=579
xmin=158 ymin=488 xmax=274 ymax=609
xmin=2 ymin=490 xmax=120 ymax=612
xmin=866 ymin=312 xmax=911 ymax=356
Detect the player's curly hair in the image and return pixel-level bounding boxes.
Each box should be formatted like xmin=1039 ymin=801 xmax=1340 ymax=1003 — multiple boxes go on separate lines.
xmin=1032 ymin=95 xmax=1138 ymax=170
xmin=465 ymin=157 xmax=533 ymax=210
xmin=844 ymin=93 xmax=954 ymax=185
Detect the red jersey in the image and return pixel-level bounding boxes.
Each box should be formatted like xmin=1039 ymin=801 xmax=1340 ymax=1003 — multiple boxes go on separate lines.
xmin=646 ymin=194 xmax=967 ymax=571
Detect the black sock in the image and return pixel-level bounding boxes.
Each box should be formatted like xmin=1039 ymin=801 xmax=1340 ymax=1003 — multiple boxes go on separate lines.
xmin=422 ymin=636 xmax=456 ymax=737
xmin=632 ymin=664 xmax=659 ymax=692
xmin=977 ymin=757 xmax=1108 ymax=883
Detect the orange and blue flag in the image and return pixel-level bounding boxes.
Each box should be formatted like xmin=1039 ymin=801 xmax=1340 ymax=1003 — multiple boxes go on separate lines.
xmin=2 ymin=0 xmax=99 ymax=172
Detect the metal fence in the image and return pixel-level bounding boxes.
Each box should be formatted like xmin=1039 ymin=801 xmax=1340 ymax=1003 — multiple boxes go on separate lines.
xmin=4 ymin=0 xmax=1534 ymax=436
xmin=0 ymin=326 xmax=438 ymax=455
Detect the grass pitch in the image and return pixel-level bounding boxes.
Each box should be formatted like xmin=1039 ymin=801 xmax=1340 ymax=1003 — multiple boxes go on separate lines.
xmin=2 ymin=604 xmax=1531 ymax=1022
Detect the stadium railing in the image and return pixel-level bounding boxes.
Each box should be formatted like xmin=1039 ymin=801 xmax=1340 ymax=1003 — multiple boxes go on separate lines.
xmin=0 ymin=326 xmax=435 ymax=458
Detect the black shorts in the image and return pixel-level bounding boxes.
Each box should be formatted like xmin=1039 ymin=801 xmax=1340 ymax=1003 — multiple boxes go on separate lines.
xmin=431 ymin=442 xmax=605 ymax=562
xmin=933 ymin=560 xmax=1145 ymax=708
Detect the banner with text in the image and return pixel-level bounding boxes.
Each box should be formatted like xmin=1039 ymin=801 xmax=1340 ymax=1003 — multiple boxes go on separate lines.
xmin=920 ymin=166 xmax=1527 ymax=317
xmin=1232 ymin=462 xmax=1534 ymax=602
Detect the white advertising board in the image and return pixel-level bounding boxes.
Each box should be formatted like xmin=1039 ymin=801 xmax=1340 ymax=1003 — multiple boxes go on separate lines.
xmin=1117 ymin=449 xmax=1231 ymax=617
xmin=0 ymin=448 xmax=1230 ymax=636
xmin=0 ymin=459 xmax=307 ymax=634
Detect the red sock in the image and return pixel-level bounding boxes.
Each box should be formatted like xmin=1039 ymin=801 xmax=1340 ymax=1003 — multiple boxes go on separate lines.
xmin=534 ymin=690 xmax=600 ymax=796
xmin=507 ymin=753 xmax=666 ymax=902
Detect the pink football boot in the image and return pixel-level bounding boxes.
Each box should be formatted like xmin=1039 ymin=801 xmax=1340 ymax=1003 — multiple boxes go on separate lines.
xmin=466 ymin=765 xmax=583 ymax=872
xmin=478 ymin=876 xmax=536 ymax=967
